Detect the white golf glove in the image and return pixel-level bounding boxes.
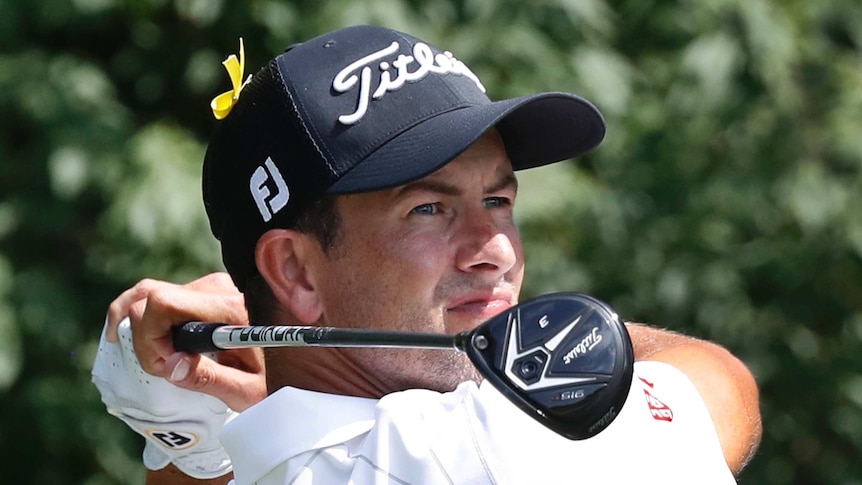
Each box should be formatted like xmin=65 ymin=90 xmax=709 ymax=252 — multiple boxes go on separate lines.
xmin=91 ymin=316 xmax=237 ymax=479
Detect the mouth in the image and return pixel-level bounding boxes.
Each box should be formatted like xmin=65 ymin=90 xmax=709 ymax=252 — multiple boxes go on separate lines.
xmin=446 ymin=288 xmax=516 ymax=320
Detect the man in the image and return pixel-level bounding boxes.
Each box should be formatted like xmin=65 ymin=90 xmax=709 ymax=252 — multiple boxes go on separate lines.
xmin=93 ymin=25 xmax=761 ymax=484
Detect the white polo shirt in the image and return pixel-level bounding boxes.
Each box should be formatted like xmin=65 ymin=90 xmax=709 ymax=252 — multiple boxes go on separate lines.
xmin=221 ymin=361 xmax=734 ymax=484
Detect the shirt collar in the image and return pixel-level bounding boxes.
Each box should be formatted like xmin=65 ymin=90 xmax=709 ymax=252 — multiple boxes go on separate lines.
xmin=220 ymin=386 xmax=377 ymax=484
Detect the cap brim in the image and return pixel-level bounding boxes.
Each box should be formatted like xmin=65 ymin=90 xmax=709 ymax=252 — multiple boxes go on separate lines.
xmin=327 ymin=92 xmax=605 ymax=194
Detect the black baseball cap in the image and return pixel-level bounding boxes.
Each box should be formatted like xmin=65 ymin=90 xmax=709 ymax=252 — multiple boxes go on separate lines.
xmin=203 ymin=25 xmax=606 ymax=291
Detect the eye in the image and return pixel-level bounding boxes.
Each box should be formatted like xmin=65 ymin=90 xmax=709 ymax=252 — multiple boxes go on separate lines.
xmin=410 ymin=203 xmax=439 ymax=215
xmin=483 ymin=196 xmax=511 ymax=208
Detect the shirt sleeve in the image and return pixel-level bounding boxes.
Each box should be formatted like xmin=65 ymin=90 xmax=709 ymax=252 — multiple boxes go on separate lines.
xmin=465 ymin=360 xmax=736 ymax=484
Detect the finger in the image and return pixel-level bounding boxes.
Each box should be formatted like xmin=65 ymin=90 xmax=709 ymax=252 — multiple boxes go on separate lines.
xmin=183 ymin=272 xmax=240 ymax=295
xmin=133 ymin=285 xmax=248 ymax=377
xmin=109 ymin=273 xmax=237 ymax=340
xmin=125 ymin=274 xmax=240 ymax=328
xmin=105 ymin=278 xmax=177 ymax=342
xmin=164 ymin=351 xmax=267 ymax=412
xmin=217 ymin=347 xmax=265 ymax=374
xmin=128 ymin=272 xmax=244 ymax=339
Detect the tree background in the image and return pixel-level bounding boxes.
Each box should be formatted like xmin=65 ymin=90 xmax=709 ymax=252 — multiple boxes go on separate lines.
xmin=1 ymin=0 xmax=861 ymax=483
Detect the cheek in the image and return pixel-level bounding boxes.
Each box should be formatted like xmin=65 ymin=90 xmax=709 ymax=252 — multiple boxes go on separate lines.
xmin=320 ymin=233 xmax=449 ymax=330
xmin=376 ymin=231 xmax=451 ymax=288
xmin=398 ymin=231 xmax=449 ymax=260
xmin=507 ymin=224 xmax=525 ymax=256
xmin=509 ymin=227 xmax=526 ymax=279
xmin=334 ymin=229 xmax=450 ymax=300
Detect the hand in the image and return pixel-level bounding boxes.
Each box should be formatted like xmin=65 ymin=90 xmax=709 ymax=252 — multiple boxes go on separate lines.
xmin=106 ymin=272 xmax=266 ymax=412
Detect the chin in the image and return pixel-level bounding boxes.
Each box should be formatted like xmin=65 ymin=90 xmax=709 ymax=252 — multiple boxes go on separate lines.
xmin=442 ymin=314 xmax=490 ymax=335
xmin=419 ymin=352 xmax=482 ymax=392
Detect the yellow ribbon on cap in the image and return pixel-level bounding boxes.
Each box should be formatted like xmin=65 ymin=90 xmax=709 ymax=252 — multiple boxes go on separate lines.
xmin=211 ymin=38 xmax=252 ymax=120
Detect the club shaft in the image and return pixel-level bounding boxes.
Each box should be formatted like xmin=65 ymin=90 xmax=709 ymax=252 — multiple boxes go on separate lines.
xmin=173 ymin=322 xmax=466 ymax=353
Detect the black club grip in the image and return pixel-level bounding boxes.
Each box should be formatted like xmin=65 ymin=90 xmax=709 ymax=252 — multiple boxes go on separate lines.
xmin=172 ymin=322 xmax=227 ymax=353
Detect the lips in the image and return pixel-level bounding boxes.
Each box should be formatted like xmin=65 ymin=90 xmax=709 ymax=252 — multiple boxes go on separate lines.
xmin=446 ymin=288 xmax=515 ymax=318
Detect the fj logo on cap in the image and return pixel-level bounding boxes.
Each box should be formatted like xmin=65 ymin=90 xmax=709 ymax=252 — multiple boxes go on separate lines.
xmin=250 ymin=157 xmax=289 ymax=222
xmin=332 ymin=41 xmax=486 ymax=125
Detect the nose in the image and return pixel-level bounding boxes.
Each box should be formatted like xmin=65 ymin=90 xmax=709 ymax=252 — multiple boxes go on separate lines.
xmin=454 ymin=214 xmax=519 ymax=278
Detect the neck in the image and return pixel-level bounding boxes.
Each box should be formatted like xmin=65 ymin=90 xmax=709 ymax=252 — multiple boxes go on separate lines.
xmin=264 ymin=347 xmax=391 ymax=398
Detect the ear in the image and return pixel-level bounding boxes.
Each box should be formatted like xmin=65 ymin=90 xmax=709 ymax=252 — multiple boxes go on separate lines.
xmin=255 ymin=229 xmax=323 ymax=324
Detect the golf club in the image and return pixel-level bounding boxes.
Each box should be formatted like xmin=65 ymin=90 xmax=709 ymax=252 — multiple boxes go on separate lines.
xmin=173 ymin=292 xmax=634 ymax=440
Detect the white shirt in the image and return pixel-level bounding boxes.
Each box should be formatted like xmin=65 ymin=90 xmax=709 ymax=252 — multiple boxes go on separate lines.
xmin=221 ymin=361 xmax=734 ymax=484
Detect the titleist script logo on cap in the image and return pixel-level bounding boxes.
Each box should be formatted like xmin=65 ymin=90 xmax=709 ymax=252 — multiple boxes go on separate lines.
xmin=333 ymin=40 xmax=486 ymax=125
xmin=247 ymin=40 xmax=487 ymax=223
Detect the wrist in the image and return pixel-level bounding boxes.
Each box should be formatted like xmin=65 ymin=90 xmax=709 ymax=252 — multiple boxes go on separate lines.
xmin=92 ymin=316 xmax=237 ymax=480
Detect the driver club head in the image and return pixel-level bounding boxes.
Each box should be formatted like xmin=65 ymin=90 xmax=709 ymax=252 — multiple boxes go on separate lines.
xmin=465 ymin=292 xmax=633 ymax=440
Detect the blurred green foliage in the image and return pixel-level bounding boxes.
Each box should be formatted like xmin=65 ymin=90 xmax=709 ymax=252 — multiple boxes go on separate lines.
xmin=1 ymin=0 xmax=861 ymax=483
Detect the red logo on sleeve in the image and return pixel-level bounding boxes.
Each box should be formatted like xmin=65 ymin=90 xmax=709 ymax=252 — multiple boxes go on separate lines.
xmin=638 ymin=375 xmax=674 ymax=422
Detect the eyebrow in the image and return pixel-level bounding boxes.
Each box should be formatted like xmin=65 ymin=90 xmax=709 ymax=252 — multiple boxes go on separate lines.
xmin=393 ymin=172 xmax=519 ymax=200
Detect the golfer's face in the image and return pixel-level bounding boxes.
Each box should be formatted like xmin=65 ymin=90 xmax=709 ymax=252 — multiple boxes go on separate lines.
xmin=307 ymin=129 xmax=525 ymax=392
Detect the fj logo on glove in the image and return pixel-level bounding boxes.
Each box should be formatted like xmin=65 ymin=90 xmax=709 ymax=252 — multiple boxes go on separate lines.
xmin=332 ymin=41 xmax=486 ymax=125
xmin=148 ymin=430 xmax=199 ymax=450
xmin=250 ymin=157 xmax=289 ymax=222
